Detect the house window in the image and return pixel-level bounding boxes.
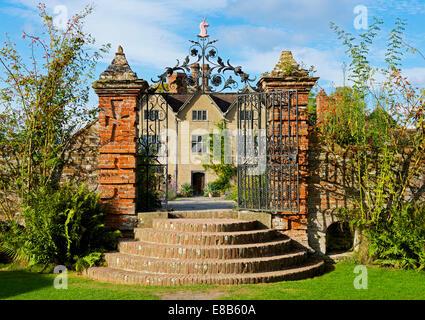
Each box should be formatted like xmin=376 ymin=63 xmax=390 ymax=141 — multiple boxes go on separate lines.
xmin=192 ymin=110 xmax=207 ymax=121
xmin=239 ymin=110 xmax=253 ymax=121
xmin=191 ymin=135 xmax=207 ymax=154
xmin=144 ymin=109 xmax=159 ymax=121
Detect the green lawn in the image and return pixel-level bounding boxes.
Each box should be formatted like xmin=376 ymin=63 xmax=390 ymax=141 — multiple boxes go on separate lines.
xmin=1 ymin=260 xmax=425 ymax=300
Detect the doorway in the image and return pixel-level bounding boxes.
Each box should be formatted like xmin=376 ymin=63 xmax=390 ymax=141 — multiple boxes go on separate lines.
xmin=192 ymin=172 xmax=205 ymax=196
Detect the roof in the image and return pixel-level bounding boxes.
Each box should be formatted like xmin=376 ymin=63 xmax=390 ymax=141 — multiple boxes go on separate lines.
xmin=208 ymin=94 xmax=238 ymax=113
xmin=162 ymin=94 xmax=191 ymax=113
xmin=158 ymin=93 xmax=238 ymax=115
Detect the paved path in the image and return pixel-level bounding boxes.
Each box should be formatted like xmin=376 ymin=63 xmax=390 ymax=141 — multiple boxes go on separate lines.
xmin=167 ymin=197 xmax=236 ymax=211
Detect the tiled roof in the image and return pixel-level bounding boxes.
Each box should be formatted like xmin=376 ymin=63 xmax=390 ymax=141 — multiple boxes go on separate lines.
xmin=209 ymin=94 xmax=238 ymax=113
xmin=162 ymin=94 xmax=191 ymax=113
xmin=160 ymin=93 xmax=238 ymax=114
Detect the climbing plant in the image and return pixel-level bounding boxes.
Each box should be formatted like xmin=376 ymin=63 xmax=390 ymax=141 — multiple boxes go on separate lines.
xmin=203 ymin=121 xmax=237 ymax=195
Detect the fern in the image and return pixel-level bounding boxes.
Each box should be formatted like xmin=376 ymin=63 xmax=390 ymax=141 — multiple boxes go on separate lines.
xmin=0 ymin=183 xmax=120 ymax=271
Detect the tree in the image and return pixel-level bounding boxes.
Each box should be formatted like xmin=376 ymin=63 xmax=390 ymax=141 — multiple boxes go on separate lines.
xmin=0 ymin=3 xmax=110 ymax=220
xmin=321 ymin=18 xmax=425 ymax=269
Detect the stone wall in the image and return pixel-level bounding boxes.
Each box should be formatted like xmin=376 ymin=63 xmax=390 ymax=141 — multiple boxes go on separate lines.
xmin=308 ymin=91 xmax=425 ymax=254
xmin=306 ymin=133 xmax=358 ymax=254
xmin=0 ymin=120 xmax=101 ymax=221
xmin=60 ymin=120 xmax=100 ymax=191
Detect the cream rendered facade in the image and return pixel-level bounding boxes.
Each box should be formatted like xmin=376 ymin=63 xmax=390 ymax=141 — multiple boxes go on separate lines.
xmin=143 ymin=92 xmax=240 ymax=195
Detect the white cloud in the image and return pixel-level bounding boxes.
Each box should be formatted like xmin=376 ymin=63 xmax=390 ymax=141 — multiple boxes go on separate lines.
xmin=404 ymin=67 xmax=425 ymax=87
xmin=292 ymin=47 xmax=345 ymax=86
xmin=216 ymin=25 xmax=307 ymax=51
xmin=226 ymin=0 xmax=361 ymax=30
xmin=370 ymin=0 xmax=425 ymax=15
xmin=2 ymin=0 xmax=424 ymax=92
xmin=232 ymin=46 xmax=345 ymax=90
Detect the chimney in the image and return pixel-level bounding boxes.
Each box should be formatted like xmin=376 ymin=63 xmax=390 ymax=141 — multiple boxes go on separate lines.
xmin=168 ymin=72 xmax=187 ymax=93
xmin=316 ymin=90 xmax=328 ymax=124
xmin=190 ymin=63 xmax=200 ymax=89
xmin=201 ymin=64 xmax=210 ymax=92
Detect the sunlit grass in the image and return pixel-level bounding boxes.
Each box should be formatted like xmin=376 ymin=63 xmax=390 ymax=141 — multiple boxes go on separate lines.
xmin=1 ymin=260 xmax=425 ymax=300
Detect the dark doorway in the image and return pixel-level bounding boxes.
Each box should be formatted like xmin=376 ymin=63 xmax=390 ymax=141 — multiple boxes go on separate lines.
xmin=326 ymin=222 xmax=354 ymax=254
xmin=192 ymin=172 xmax=205 ymax=196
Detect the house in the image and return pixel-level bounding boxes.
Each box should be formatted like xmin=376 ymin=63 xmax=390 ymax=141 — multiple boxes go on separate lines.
xmin=141 ymin=66 xmax=253 ymax=196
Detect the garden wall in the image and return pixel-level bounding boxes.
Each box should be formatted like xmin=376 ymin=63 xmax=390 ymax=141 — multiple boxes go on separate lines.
xmin=0 ymin=120 xmax=100 ymax=221
xmin=305 ymin=124 xmax=425 ymax=254
xmin=60 ymin=120 xmax=100 ymax=191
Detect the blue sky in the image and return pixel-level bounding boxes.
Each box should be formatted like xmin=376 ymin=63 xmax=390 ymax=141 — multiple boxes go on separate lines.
xmin=1 ymin=0 xmax=425 ymax=107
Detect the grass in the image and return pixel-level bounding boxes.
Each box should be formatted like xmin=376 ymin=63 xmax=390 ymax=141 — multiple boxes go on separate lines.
xmin=1 ymin=260 xmax=425 ymax=300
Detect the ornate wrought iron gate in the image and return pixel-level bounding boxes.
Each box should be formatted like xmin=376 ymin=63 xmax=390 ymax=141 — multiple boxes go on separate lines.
xmin=137 ymin=93 xmax=169 ymax=211
xmin=237 ymin=91 xmax=299 ymax=213
xmin=136 ymin=31 xmax=299 ymax=213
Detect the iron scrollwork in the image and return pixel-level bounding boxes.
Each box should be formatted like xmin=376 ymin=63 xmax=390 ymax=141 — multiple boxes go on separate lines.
xmin=151 ymin=36 xmax=256 ymax=93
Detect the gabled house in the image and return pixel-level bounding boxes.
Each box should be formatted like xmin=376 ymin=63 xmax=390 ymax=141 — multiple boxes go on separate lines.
xmin=142 ymin=72 xmax=248 ymax=195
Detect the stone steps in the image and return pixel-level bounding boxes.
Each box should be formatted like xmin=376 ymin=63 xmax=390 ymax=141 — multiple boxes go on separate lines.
xmin=134 ymin=228 xmax=281 ymax=246
xmin=104 ymin=250 xmax=308 ymax=274
xmin=117 ymin=238 xmax=293 ymax=259
xmin=168 ymin=209 xmax=238 ymax=219
xmin=152 ymin=218 xmax=257 ymax=233
xmin=84 ymin=259 xmax=325 ymax=286
xmin=84 ymin=216 xmax=325 ymax=286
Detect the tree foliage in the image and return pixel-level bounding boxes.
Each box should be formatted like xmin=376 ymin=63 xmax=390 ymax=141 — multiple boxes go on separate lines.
xmin=322 ymin=18 xmax=425 ymax=269
xmin=0 ymin=3 xmax=110 ymax=219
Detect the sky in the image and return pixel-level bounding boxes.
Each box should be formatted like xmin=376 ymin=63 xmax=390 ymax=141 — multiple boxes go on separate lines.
xmin=0 ymin=0 xmax=425 ymax=108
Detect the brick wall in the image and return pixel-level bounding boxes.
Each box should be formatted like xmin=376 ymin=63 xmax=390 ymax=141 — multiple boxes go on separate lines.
xmin=92 ymin=46 xmax=148 ymax=233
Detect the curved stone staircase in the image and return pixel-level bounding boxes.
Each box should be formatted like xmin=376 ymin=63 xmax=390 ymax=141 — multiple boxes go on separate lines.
xmin=84 ymin=213 xmax=325 ymax=286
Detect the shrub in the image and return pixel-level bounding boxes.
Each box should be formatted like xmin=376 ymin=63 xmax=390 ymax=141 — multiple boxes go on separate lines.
xmin=0 ymin=183 xmax=120 ymax=271
xmin=0 ymin=5 xmax=109 ymax=219
xmin=180 ymin=183 xmax=193 ymax=197
xmin=204 ymin=182 xmax=221 ymax=197
xmin=224 ymin=184 xmax=238 ymax=201
xmin=0 ymin=220 xmax=24 ymax=264
xmin=323 ymin=18 xmax=425 ymax=269
xmin=367 ymin=202 xmax=425 ymax=270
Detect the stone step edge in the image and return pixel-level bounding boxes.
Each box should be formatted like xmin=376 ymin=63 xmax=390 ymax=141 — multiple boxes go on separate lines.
xmin=106 ymin=249 xmax=307 ymax=264
xmin=102 ymin=252 xmax=307 ymax=275
xmin=168 ymin=209 xmax=237 ymax=213
xmin=133 ymin=228 xmax=282 ymax=245
xmin=152 ymin=219 xmax=258 ymax=232
xmin=119 ymin=238 xmax=292 ymax=249
xmin=153 ymin=218 xmax=255 ymax=223
xmin=83 ymin=259 xmax=325 ymax=286
xmin=134 ymin=227 xmax=279 ymax=236
xmin=105 ymin=250 xmax=308 ymax=275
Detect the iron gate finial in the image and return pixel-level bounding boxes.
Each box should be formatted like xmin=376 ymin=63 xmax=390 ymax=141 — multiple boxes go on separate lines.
xmin=199 ymin=16 xmax=209 ymax=38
